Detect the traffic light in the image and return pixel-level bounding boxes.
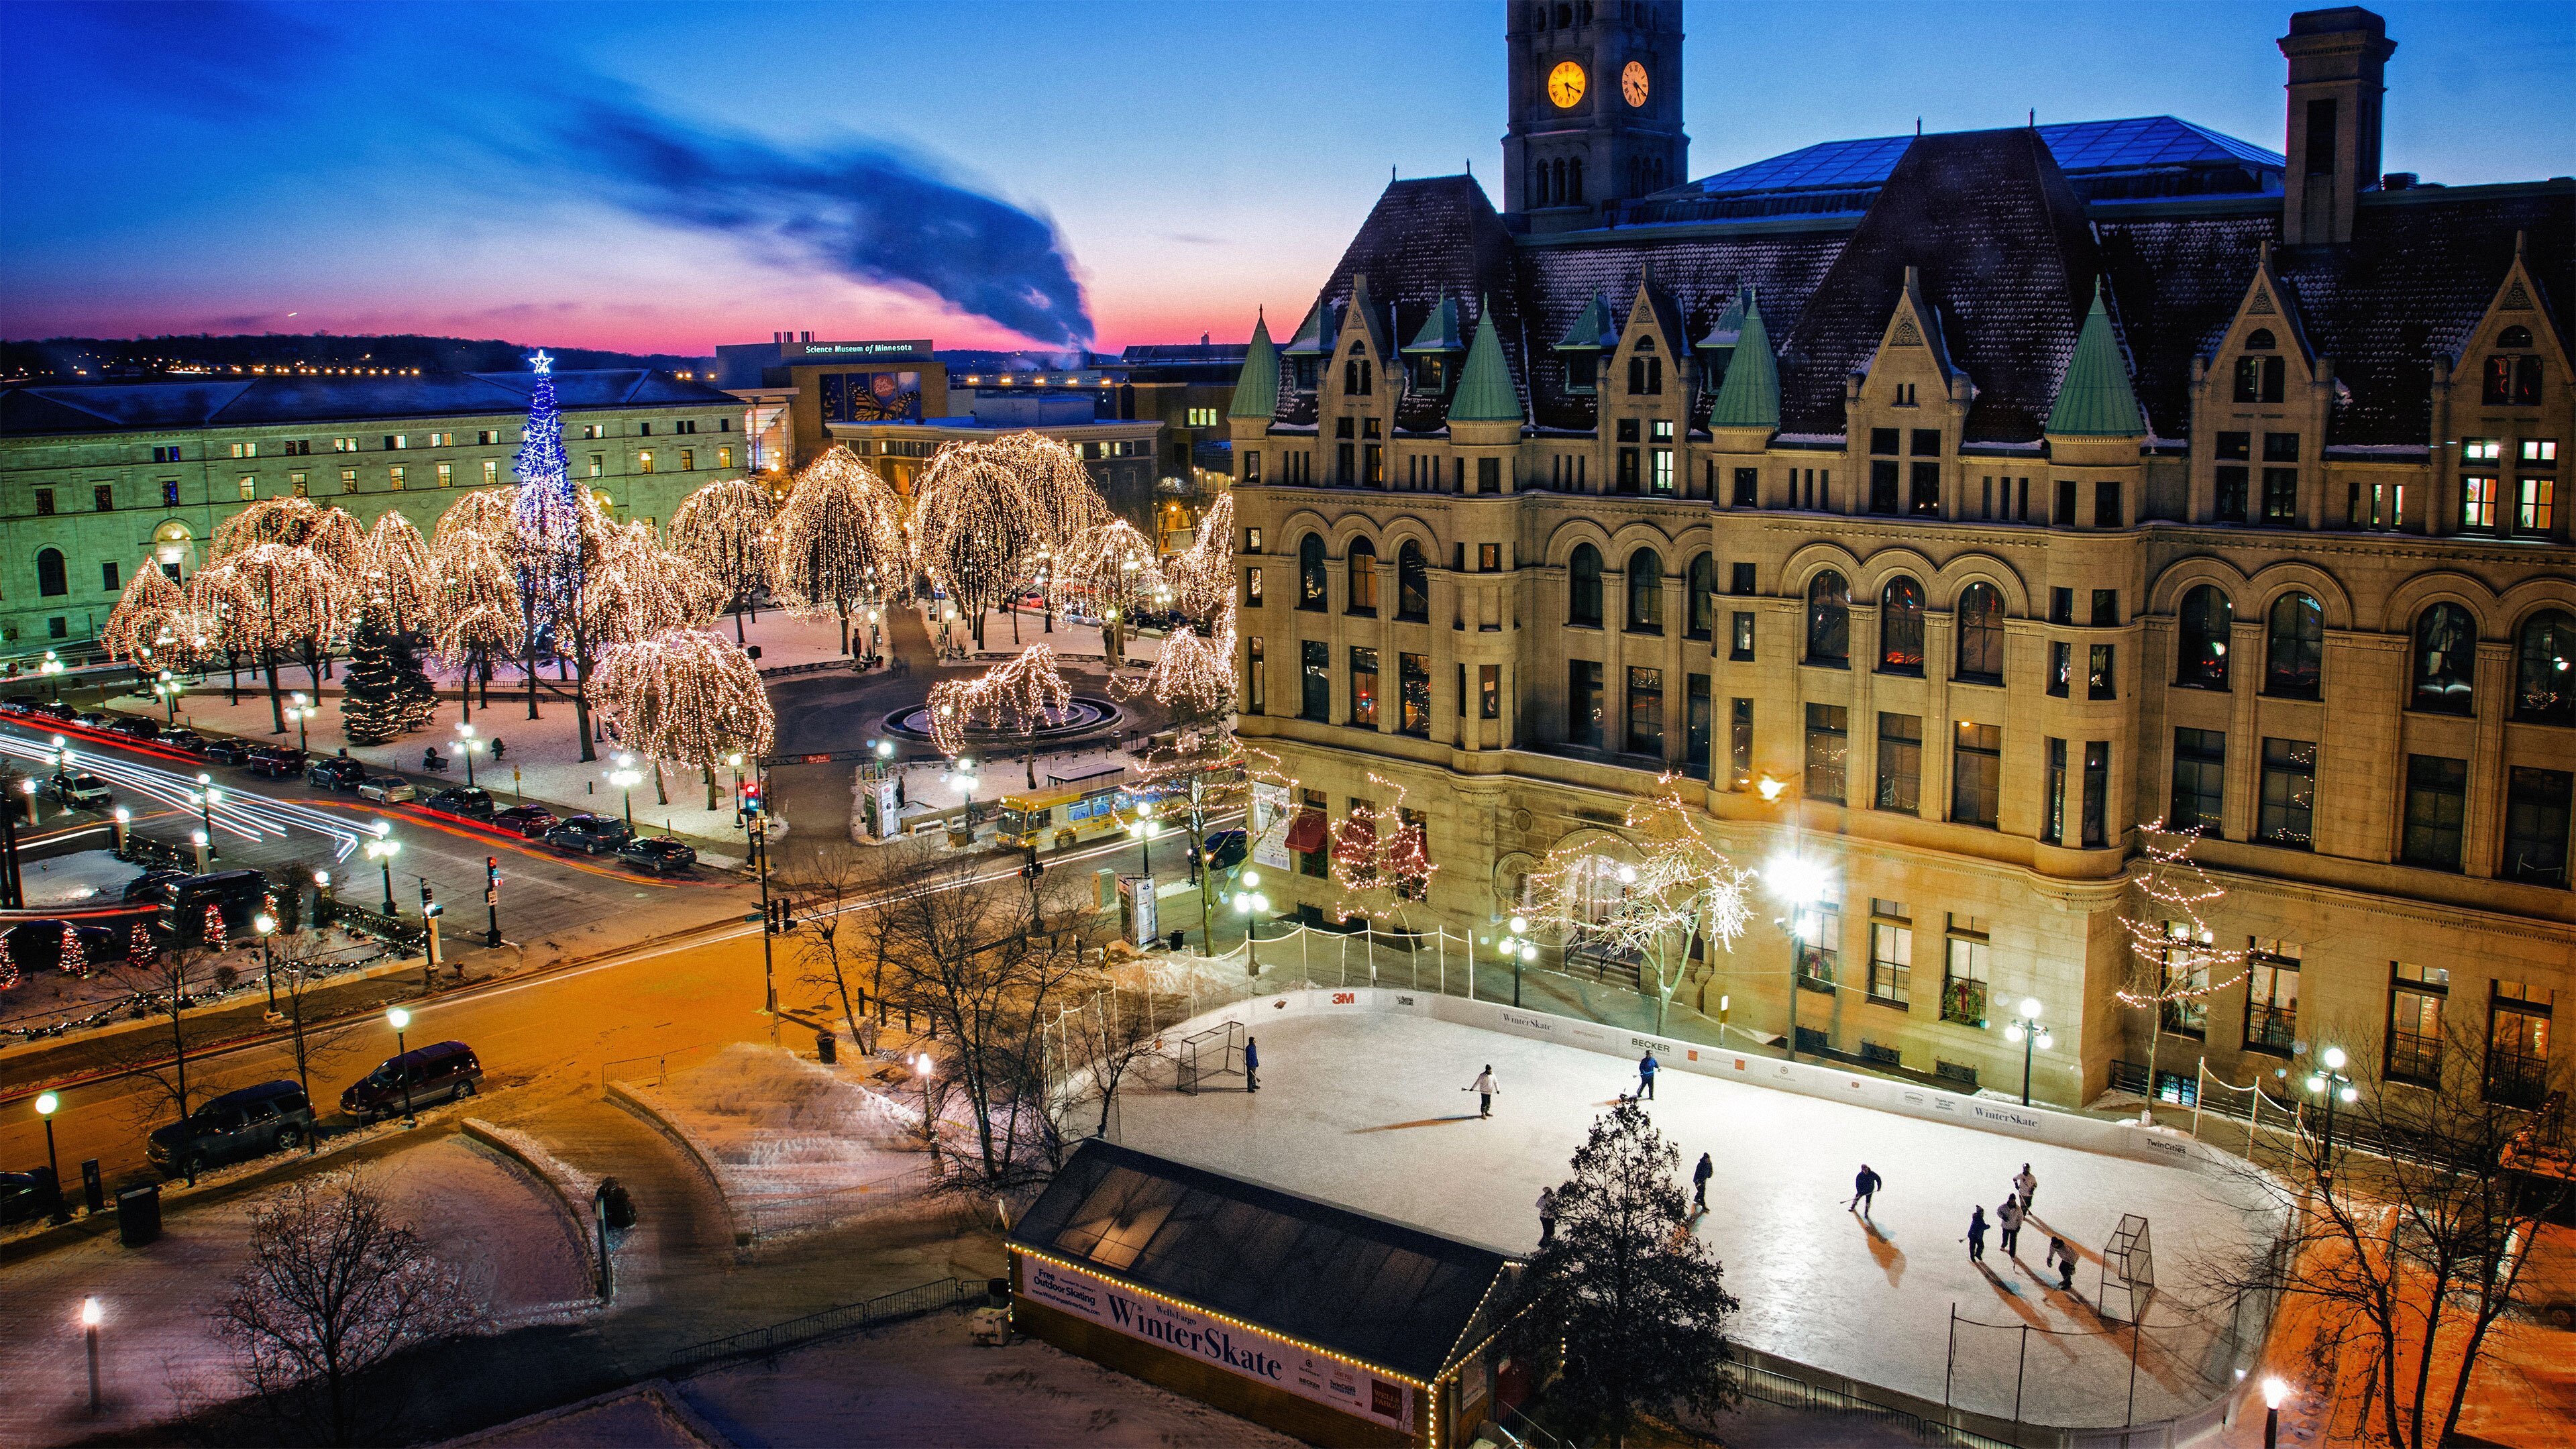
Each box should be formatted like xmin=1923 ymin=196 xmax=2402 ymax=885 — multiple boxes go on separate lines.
xmin=740 ymin=780 xmax=765 ymax=817
xmin=419 ymin=880 xmax=441 ymax=918
xmin=1020 ymin=847 xmax=1044 ymax=881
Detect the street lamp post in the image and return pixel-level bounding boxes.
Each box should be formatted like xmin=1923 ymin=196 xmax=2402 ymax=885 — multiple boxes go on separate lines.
xmin=368 ymin=833 xmax=400 ymax=915
xmin=2305 ymin=1045 xmax=2357 ymax=1169
xmin=19 ymin=777 xmax=39 ymax=828
xmin=455 ymin=722 xmax=480 ymax=786
xmin=255 ymin=914 xmax=278 ymax=1017
xmin=609 ymin=755 xmax=640 ymax=832
xmin=191 ymin=829 xmax=210 ymax=875
xmin=192 ymin=775 xmax=222 ymax=857
xmin=1233 ymin=876 xmax=1271 ymax=975
xmin=40 ymin=650 xmax=63 ymax=700
xmin=386 ymin=1007 xmax=416 ymax=1127
xmin=35 ymin=1091 xmax=65 ymax=1223
xmin=111 ymin=806 xmax=130 ymax=857
xmin=154 ymin=669 xmax=181 ymax=724
xmin=2003 ymin=997 xmax=2055 ymax=1107
xmin=288 ymin=694 xmax=314 ymax=753
xmin=1504 ymin=914 xmax=1532 ymax=1007
xmin=83 ymin=1297 xmax=102 ymax=1414
xmin=2261 ymin=1376 xmax=2290 ymax=1449
xmin=1125 ymin=799 xmax=1163 ymax=878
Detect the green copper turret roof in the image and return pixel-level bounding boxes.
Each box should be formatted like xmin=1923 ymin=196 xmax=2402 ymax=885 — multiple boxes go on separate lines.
xmin=1228 ymin=314 xmax=1279 ymax=420
xmin=1696 ymin=289 xmax=1748 ymax=352
xmin=2047 ymin=283 xmax=2146 ymax=437
xmin=1705 ymin=294 xmax=1780 ymax=430
xmin=1448 ymin=302 xmax=1522 ymax=425
xmin=1403 ymin=297 xmax=1464 ymax=354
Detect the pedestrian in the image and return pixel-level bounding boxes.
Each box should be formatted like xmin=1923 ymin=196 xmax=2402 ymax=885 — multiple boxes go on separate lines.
xmin=489 ymin=737 xmax=506 ymax=762
xmin=1536 ymin=1186 xmax=1558 ymax=1247
xmin=2046 ymin=1235 xmax=2078 ymax=1291
xmin=1691 ymin=1151 xmax=1713 ymax=1211
xmin=1634 ymin=1050 xmax=1660 ymax=1102
xmin=1244 ymin=1035 xmax=1260 ymax=1093
xmin=1967 ymin=1205 xmax=1988 ymax=1262
xmin=1465 ymin=1065 xmax=1499 ymax=1118
xmin=1997 ymin=1195 xmax=2024 ymax=1256
xmin=2014 ymin=1163 xmax=2037 ymax=1214
xmin=1848 ymin=1163 xmax=1883 ymax=1214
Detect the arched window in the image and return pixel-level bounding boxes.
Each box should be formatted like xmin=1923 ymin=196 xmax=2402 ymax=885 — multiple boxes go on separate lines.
xmin=1396 ymin=541 xmax=1430 ymax=621
xmin=35 ymin=547 xmax=65 ymax=598
xmin=1806 ymin=571 xmax=1849 ymax=665
xmin=1297 ymin=534 xmax=1327 ymax=610
xmin=1626 ymin=547 xmax=1664 ymax=633
xmin=1568 ymin=544 xmax=1603 ymax=627
xmin=2234 ymin=331 xmax=2286 ymax=404
xmin=2410 ymin=603 xmax=2475 ymax=714
xmin=1686 ymin=553 xmax=1715 ymax=639
xmin=2263 ymin=592 xmax=2324 ymax=698
xmin=2500 ymin=325 xmax=2534 ymax=349
xmin=1346 ymin=537 xmax=1378 ymax=614
xmin=2515 ymin=610 xmax=2575 ymax=725
xmin=1955 ymin=582 xmax=2004 ymax=682
xmin=1344 ymin=344 xmax=1373 ymax=396
xmin=2244 ymin=329 xmax=2275 ymax=351
xmin=2176 ymin=585 xmax=2232 ymax=688
xmin=1878 ymin=577 xmax=1925 ymax=674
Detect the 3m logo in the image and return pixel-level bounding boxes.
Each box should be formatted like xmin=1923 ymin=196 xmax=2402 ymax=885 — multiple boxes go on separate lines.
xmin=1332 ymin=991 xmax=1356 ymax=1005
xmin=1396 ymin=995 xmax=1415 ymax=1006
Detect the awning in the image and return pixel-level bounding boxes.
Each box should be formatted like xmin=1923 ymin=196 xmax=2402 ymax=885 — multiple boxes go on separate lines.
xmin=1332 ymin=813 xmax=1377 ymax=869
xmin=1283 ymin=807 xmax=1328 ymax=856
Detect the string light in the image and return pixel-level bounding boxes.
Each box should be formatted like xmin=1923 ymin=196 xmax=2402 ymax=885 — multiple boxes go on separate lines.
xmin=425 ymin=488 xmax=527 ymax=676
xmin=669 ymin=478 xmax=780 ymax=612
xmin=1521 ymin=774 xmax=1755 ymax=1016
xmin=99 ymin=564 xmax=190 ymax=666
xmin=774 ymin=449 xmax=908 ymax=648
xmin=359 ymin=508 xmax=433 ymax=633
xmin=925 ymin=643 xmax=1073 ymax=759
xmin=1328 ymin=771 xmax=1440 ymax=922
xmin=1161 ymin=490 xmax=1238 ymax=626
xmin=593 ymin=628 xmax=777 ymax=769
xmin=2114 ymin=820 xmax=2248 ymax=1097
xmin=912 ymin=436 xmax=1064 ymax=651
xmin=1055 ymin=518 xmax=1165 ymax=653
xmin=1110 ymin=604 xmax=1236 ymax=720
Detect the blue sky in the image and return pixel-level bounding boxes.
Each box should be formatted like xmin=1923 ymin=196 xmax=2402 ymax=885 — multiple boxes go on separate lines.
xmin=1 ymin=0 xmax=2565 ymax=354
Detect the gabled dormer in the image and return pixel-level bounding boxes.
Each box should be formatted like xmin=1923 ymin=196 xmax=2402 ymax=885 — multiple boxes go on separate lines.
xmin=2445 ymin=235 xmax=2571 ymax=541
xmin=2462 ymin=236 xmax=2566 ymax=413
xmin=1852 ymin=268 xmax=1968 ymax=517
xmin=1694 ymin=288 xmax=1750 ymax=402
xmin=1554 ymin=292 xmax=1620 ymax=396
xmin=1401 ymin=297 xmax=1466 ymax=398
xmin=1280 ymin=296 xmax=1340 ymax=394
xmin=2191 ymin=244 xmax=2330 ymax=527
xmin=1321 ymin=274 xmax=1396 ymax=486
xmin=1860 ymin=266 xmax=1963 ymax=413
xmin=1597 ymin=275 xmax=1689 ymax=496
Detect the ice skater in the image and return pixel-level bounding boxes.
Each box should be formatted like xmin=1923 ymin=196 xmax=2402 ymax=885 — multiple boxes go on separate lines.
xmin=1691 ymin=1152 xmax=1713 ymax=1212
xmin=1244 ymin=1036 xmax=1259 ymax=1093
xmin=1633 ymin=1050 xmax=1660 ymax=1102
xmin=1465 ymin=1065 xmax=1499 ymax=1118
xmin=1996 ymin=1194 xmax=2024 ymax=1256
xmin=1537 ymin=1186 xmax=1558 ymax=1246
xmin=1848 ymin=1163 xmax=1883 ymax=1214
xmin=1966 ymin=1205 xmax=1989 ymax=1262
xmin=2014 ymin=1163 xmax=2037 ymax=1214
xmin=2045 ymin=1234 xmax=2078 ymax=1292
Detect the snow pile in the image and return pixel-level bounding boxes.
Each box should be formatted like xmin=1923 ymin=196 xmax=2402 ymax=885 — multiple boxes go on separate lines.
xmin=658 ymin=1043 xmax=928 ymax=1240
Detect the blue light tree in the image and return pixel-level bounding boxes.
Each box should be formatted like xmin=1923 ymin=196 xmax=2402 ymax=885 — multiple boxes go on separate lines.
xmin=507 ymin=350 xmax=582 ymax=724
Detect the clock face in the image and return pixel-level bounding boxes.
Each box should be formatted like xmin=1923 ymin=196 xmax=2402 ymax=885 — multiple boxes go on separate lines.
xmin=1547 ymin=60 xmax=1586 ymax=108
xmin=1622 ymin=60 xmax=1649 ymax=107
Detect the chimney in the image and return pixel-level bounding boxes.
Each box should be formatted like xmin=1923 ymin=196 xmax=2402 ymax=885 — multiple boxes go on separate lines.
xmin=2279 ymin=7 xmax=2396 ymax=246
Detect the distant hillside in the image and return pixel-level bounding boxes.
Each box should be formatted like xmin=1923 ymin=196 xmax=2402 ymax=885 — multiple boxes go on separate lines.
xmin=0 ymin=333 xmax=714 ymax=383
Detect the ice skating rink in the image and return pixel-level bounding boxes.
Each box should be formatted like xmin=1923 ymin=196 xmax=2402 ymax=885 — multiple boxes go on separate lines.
xmin=1115 ymin=1012 xmax=2285 ymax=1428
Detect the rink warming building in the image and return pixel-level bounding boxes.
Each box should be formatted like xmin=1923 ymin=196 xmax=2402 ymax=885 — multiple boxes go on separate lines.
xmin=1225 ymin=5 xmax=2574 ymax=1109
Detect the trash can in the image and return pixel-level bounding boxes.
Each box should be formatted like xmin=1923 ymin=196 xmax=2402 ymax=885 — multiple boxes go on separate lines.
xmin=1167 ymin=929 xmax=1186 ymax=952
xmin=816 ymin=1030 xmax=837 ymax=1065
xmin=117 ymin=1183 xmax=162 ymax=1247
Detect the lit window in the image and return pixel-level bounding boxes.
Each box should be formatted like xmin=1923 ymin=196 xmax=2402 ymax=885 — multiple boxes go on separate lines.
xmin=589 ymin=453 xmax=606 ymax=478
xmin=716 ymin=446 xmax=732 ymax=470
xmin=229 ymin=441 xmax=258 ymax=459
xmin=2520 ymin=439 xmax=2557 ymax=464
xmin=237 ymin=476 xmax=256 ymax=500
xmin=387 ymin=466 xmax=406 ymax=490
xmin=340 ymin=470 xmax=358 ymax=494
xmin=639 ymin=449 xmax=655 ymax=474
xmin=2463 ymin=476 xmax=2500 ymax=529
xmin=482 ymin=460 xmax=499 ymax=486
xmin=679 ymin=449 xmax=694 ymax=471
xmin=289 ymin=472 xmax=307 ymax=497
xmin=436 ymin=462 xmax=453 ymax=488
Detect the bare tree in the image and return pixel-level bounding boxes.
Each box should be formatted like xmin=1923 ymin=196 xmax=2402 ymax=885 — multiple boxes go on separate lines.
xmin=2203 ymin=1013 xmax=2570 ymax=1449
xmin=105 ymin=928 xmax=227 ymax=1157
xmin=791 ymin=843 xmax=916 ymax=1053
xmin=1051 ymin=983 xmax=1158 ymax=1144
xmin=212 ymin=1170 xmax=483 ymax=1447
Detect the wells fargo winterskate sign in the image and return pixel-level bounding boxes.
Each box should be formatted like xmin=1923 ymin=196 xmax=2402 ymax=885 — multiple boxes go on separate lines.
xmin=1020 ymin=1255 xmax=1414 ymax=1430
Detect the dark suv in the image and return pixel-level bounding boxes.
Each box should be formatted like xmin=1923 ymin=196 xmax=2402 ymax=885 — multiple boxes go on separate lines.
xmin=341 ymin=1040 xmax=483 ymax=1121
xmin=423 ymin=786 xmax=496 ymax=820
xmin=307 ymin=757 xmax=368 ymax=790
xmin=616 ymin=837 xmax=696 ymax=875
xmin=247 ymin=747 xmax=307 ymax=778
xmin=545 ymin=814 xmax=633 ymax=855
xmin=147 ymin=1081 xmax=315 ymax=1177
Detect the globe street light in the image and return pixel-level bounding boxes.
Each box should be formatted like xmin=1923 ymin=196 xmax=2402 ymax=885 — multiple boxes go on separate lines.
xmin=287 ymin=693 xmax=315 ymax=753
xmin=1233 ymin=871 xmax=1271 ymax=973
xmin=1766 ymin=849 xmax=1832 ymax=1063
xmin=608 ymin=755 xmax=641 ymax=832
xmin=34 ymin=1091 xmax=65 ymax=1223
xmin=191 ymin=828 xmax=210 ymax=874
xmin=1125 ymin=798 xmax=1163 ymax=876
xmin=2261 ymin=1375 xmax=2292 ymax=1449
xmin=366 ymin=833 xmax=401 ymax=915
xmin=2305 ymin=1044 xmax=2357 ymax=1169
xmin=453 ymin=721 xmax=480 ymax=786
xmin=2002 ymin=996 xmax=2055 ymax=1106
xmin=191 ymin=775 xmax=222 ymax=855
xmin=1504 ymin=914 xmax=1533 ymax=1007
xmin=386 ymin=1007 xmax=416 ymax=1126
xmin=39 ymin=649 xmax=63 ymax=700
xmin=255 ymin=914 xmax=279 ymax=1015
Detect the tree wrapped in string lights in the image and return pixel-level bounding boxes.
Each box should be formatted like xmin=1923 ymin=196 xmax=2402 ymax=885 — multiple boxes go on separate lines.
xmin=341 ymin=616 xmax=437 ymax=745
xmin=426 ymin=489 xmax=525 ymax=720
xmin=1110 ymin=606 xmax=1236 ymax=722
xmin=1161 ymin=490 xmax=1237 ymax=628
xmin=195 ymin=543 xmax=348 ymax=734
xmin=669 ymin=479 xmax=780 ymax=643
xmin=774 ymin=449 xmax=908 ymax=656
xmin=926 ymin=643 xmax=1073 ymax=788
xmin=101 ymin=562 xmax=189 ymax=665
xmin=594 ymin=628 xmax=776 ymax=808
xmin=1055 ymin=518 xmax=1165 ymax=661
xmin=2116 ymin=821 xmax=2247 ymax=1114
xmin=1521 ymin=776 xmax=1757 ymax=1030
xmin=912 ymin=438 xmax=1050 ymax=652
xmin=1327 ymin=771 xmax=1442 ymax=928
xmin=58 ymin=923 xmax=87 ymax=979
xmin=359 ymin=509 xmax=434 ymax=633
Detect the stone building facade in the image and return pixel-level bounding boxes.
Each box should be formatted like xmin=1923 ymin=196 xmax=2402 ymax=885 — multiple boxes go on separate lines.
xmin=1226 ymin=5 xmax=2573 ymax=1109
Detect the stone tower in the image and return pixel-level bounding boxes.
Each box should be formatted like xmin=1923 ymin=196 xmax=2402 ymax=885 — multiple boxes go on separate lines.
xmin=1503 ymin=0 xmax=1688 ymax=232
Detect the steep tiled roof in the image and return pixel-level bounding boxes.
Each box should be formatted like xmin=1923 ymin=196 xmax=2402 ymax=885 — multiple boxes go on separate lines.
xmin=0 ymin=370 xmax=737 ymax=437
xmin=2047 ymin=283 xmax=2147 ymax=436
xmin=1449 ymin=303 xmax=1523 ymax=425
xmin=1403 ymin=297 xmax=1465 ymax=354
xmin=1228 ymin=315 xmax=1280 ymax=420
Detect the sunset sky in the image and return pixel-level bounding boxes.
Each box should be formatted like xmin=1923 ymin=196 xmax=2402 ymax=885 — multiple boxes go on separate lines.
xmin=3 ymin=0 xmax=2565 ymax=358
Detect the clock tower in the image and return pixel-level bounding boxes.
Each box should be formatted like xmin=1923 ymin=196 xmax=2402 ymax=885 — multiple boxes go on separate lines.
xmin=1503 ymin=1 xmax=1688 ymax=232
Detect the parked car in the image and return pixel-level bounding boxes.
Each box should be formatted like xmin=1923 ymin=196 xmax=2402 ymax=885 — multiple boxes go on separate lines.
xmin=616 ymin=837 xmax=696 ymax=874
xmin=152 ymin=869 xmax=271 ymax=942
xmin=357 ymin=775 xmax=416 ymax=803
xmin=196 ymin=738 xmax=254 ymax=765
xmin=545 ymin=814 xmax=633 ymax=855
xmin=247 ymin=747 xmax=307 ymax=778
xmin=26 ymin=699 xmax=74 ymax=721
xmin=423 ymin=786 xmax=496 ymax=820
xmin=146 ymin=1081 xmax=314 ymax=1177
xmin=0 ymin=697 xmax=34 ymax=716
xmin=121 ymin=869 xmax=189 ymax=904
xmin=340 ymin=1040 xmax=482 ymax=1122
xmin=46 ymin=771 xmax=112 ymax=809
xmin=490 ymin=805 xmax=559 ymax=839
xmin=0 ymin=1169 xmax=59 ymax=1226
xmin=1192 ymin=828 xmax=1249 ymax=874
xmin=0 ymin=918 xmax=125 ymax=972
xmin=155 ymin=729 xmax=208 ymax=754
xmin=306 ymin=757 xmax=368 ymax=790
xmin=72 ymin=710 xmax=115 ymax=729
xmin=104 ymin=716 xmax=160 ymax=741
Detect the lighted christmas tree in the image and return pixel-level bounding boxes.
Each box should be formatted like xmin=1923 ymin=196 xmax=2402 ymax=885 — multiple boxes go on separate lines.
xmin=388 ymin=626 xmax=440 ymax=731
xmin=341 ymin=619 xmax=411 ymax=745
xmin=128 ymin=922 xmax=156 ymax=969
xmin=58 ymin=923 xmax=86 ymax=978
xmin=0 ymin=932 xmax=17 ymax=991
xmin=2116 ymin=821 xmax=2247 ymax=1112
xmin=203 ymin=903 xmax=227 ymax=951
xmin=511 ymin=350 xmax=572 ymax=513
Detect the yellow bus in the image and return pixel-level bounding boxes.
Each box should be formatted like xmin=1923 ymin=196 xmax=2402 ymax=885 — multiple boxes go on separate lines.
xmin=996 ymin=779 xmax=1133 ymax=852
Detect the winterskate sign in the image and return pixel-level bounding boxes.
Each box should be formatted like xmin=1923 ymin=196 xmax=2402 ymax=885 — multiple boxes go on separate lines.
xmin=1020 ymin=1256 xmax=1414 ymax=1430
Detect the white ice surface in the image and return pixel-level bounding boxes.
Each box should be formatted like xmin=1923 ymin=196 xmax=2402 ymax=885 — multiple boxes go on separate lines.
xmin=1114 ymin=1012 xmax=2284 ymax=1430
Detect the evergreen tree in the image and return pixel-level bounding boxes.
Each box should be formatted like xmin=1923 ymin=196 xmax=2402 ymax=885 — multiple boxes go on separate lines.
xmin=59 ymin=924 xmax=87 ymax=978
xmin=388 ymin=628 xmax=440 ymax=733
xmin=1507 ymin=1100 xmax=1739 ymax=1447
xmin=342 ymin=620 xmax=409 ymax=745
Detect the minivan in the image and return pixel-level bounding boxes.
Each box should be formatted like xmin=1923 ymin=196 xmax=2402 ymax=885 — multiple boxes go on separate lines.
xmin=147 ymin=1081 xmax=314 ymax=1177
xmin=342 ymin=1040 xmax=483 ymax=1121
xmin=152 ymin=869 xmax=272 ymax=941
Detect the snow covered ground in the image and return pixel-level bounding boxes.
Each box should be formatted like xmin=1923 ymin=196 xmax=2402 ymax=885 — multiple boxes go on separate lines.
xmin=1112 ymin=1012 xmax=2285 ymax=1430
xmin=0 ymin=1137 xmax=596 ymax=1448
xmin=640 ymin=1044 xmax=932 ymax=1241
